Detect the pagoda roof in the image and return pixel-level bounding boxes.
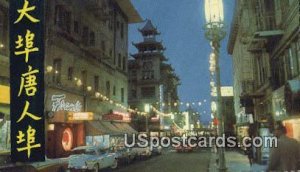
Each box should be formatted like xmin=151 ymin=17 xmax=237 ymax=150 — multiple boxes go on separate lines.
xmin=138 ymin=20 xmax=160 ymax=36
xmin=133 ymin=40 xmax=165 ymax=51
xmin=130 ymin=51 xmax=167 ymax=61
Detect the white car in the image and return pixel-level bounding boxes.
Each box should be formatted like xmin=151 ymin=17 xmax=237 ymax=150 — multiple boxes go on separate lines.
xmin=131 ymin=145 xmax=152 ymax=159
xmin=68 ymin=146 xmax=118 ymax=172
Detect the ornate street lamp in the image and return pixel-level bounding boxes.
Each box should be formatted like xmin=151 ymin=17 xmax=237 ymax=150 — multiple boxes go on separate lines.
xmin=144 ymin=104 xmax=151 ymax=137
xmin=204 ymin=0 xmax=227 ymax=171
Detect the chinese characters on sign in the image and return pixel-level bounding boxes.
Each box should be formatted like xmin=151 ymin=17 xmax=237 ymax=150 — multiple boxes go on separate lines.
xmin=10 ymin=0 xmax=45 ymax=162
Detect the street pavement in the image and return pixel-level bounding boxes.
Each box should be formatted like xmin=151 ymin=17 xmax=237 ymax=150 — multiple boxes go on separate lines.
xmin=109 ymin=148 xmax=211 ymax=172
xmin=209 ymin=150 xmax=267 ymax=172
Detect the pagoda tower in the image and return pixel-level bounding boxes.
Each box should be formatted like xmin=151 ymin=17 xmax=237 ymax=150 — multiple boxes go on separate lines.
xmin=128 ymin=20 xmax=167 ymax=111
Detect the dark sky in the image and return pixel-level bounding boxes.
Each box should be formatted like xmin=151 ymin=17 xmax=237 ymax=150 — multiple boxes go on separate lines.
xmin=128 ymin=0 xmax=235 ymax=125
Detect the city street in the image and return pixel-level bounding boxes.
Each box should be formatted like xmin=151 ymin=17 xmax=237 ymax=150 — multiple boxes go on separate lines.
xmin=112 ymin=148 xmax=211 ymax=172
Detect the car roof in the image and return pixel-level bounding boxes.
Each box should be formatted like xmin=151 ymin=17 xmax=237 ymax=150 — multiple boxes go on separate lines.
xmin=72 ymin=146 xmax=97 ymax=151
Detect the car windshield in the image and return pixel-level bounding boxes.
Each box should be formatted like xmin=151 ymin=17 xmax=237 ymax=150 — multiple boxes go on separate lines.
xmin=72 ymin=148 xmax=97 ymax=155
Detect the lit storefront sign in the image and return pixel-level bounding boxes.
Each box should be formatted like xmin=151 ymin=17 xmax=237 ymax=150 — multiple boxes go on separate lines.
xmin=0 ymin=85 xmax=10 ymax=104
xmin=102 ymin=111 xmax=131 ymax=122
xmin=68 ymin=112 xmax=94 ymax=121
xmin=62 ymin=128 xmax=73 ymax=151
xmin=10 ymin=0 xmax=45 ymax=162
xmin=51 ymin=94 xmax=82 ymax=112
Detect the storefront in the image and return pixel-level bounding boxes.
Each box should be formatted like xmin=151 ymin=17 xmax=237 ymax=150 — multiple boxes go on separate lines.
xmin=45 ymin=88 xmax=88 ymax=158
xmin=85 ymin=110 xmax=137 ymax=148
xmin=0 ymin=85 xmax=10 ymax=151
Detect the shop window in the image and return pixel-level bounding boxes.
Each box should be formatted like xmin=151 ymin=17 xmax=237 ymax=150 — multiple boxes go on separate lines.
xmin=67 ymin=67 xmax=73 ymax=81
xmin=94 ymin=76 xmax=99 ymax=92
xmin=141 ymin=87 xmax=155 ymax=98
xmin=53 ymin=59 xmax=62 ymax=84
xmin=121 ymin=88 xmax=124 ymax=103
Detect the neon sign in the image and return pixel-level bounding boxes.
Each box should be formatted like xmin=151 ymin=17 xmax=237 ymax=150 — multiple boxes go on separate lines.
xmin=51 ymin=94 xmax=82 ymax=112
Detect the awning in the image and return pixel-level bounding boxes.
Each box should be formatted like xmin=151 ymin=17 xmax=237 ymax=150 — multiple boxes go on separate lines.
xmin=85 ymin=121 xmax=121 ymax=136
xmin=113 ymin=122 xmax=137 ymax=134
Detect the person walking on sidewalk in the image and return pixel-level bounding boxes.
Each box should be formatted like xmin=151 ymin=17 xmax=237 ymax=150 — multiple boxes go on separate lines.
xmin=267 ymin=123 xmax=300 ymax=172
xmin=245 ymin=139 xmax=254 ymax=166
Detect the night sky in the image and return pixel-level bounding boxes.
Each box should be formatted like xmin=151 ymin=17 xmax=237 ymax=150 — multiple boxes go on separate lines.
xmin=128 ymin=0 xmax=235 ymax=125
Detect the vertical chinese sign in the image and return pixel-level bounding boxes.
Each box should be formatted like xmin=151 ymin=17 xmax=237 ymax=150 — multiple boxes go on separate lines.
xmin=9 ymin=0 xmax=45 ymax=162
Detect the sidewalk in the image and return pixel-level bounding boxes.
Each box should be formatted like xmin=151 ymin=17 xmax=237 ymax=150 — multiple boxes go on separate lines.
xmin=208 ymin=150 xmax=267 ymax=172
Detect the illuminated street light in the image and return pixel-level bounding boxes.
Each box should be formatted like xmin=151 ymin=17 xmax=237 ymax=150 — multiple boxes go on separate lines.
xmin=204 ymin=0 xmax=227 ymax=171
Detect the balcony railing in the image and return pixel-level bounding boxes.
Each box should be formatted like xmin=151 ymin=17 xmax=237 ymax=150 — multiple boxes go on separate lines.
xmin=255 ymin=12 xmax=278 ymax=31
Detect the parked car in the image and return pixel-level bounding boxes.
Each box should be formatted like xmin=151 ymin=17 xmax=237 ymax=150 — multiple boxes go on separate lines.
xmin=110 ymin=146 xmax=136 ymax=165
xmin=68 ymin=146 xmax=118 ymax=172
xmin=131 ymin=145 xmax=152 ymax=159
xmin=150 ymin=145 xmax=162 ymax=155
xmin=175 ymin=145 xmax=193 ymax=153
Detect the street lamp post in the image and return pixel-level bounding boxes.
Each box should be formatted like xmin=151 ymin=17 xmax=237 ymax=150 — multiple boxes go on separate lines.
xmin=204 ymin=0 xmax=227 ymax=171
xmin=144 ymin=104 xmax=151 ymax=137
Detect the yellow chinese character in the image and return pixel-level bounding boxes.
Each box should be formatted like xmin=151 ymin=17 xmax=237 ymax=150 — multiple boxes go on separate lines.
xmin=18 ymin=66 xmax=39 ymax=97
xmin=17 ymin=101 xmax=41 ymax=122
xmin=14 ymin=0 xmax=40 ymax=24
xmin=15 ymin=30 xmax=39 ymax=63
xmin=16 ymin=125 xmax=41 ymax=158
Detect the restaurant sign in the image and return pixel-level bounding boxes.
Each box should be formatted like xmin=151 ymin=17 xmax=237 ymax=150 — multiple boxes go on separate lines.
xmin=10 ymin=0 xmax=45 ymax=162
xmin=51 ymin=94 xmax=82 ymax=112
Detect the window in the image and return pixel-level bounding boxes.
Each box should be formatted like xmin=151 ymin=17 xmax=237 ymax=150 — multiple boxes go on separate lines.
xmin=116 ymin=21 xmax=120 ymax=29
xmin=113 ymin=86 xmax=116 ymax=96
xmin=65 ymin=11 xmax=71 ymax=33
xmin=74 ymin=21 xmax=79 ymax=33
xmin=106 ymin=81 xmax=110 ymax=97
xmin=288 ymin=45 xmax=299 ymax=77
xmin=121 ymin=88 xmax=124 ymax=103
xmin=141 ymin=87 xmax=155 ymax=98
xmin=53 ymin=59 xmax=62 ymax=84
xmin=67 ymin=67 xmax=73 ymax=81
xmin=81 ymin=70 xmax=87 ymax=89
xmin=94 ymin=76 xmax=99 ymax=91
xmin=54 ymin=6 xmax=71 ymax=33
xmin=142 ymin=70 xmax=154 ymax=80
xmin=118 ymin=53 xmax=122 ymax=68
xmin=82 ymin=26 xmax=89 ymax=46
xmin=109 ymin=49 xmax=112 ymax=57
xmin=123 ymin=56 xmax=126 ymax=71
xmin=131 ymin=89 xmax=137 ymax=98
xmin=120 ymin=23 xmax=124 ymax=39
xmin=101 ymin=41 xmax=106 ymax=55
xmin=89 ymin=31 xmax=95 ymax=46
xmin=297 ymin=39 xmax=300 ymax=71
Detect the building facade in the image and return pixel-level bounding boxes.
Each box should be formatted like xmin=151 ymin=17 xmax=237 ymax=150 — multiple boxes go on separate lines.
xmin=0 ymin=0 xmax=141 ymax=157
xmin=128 ymin=20 xmax=180 ymax=133
xmin=228 ymin=0 xmax=299 ymax=163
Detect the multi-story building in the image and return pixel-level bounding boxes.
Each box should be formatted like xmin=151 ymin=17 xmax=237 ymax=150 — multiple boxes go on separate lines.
xmin=228 ymin=0 xmax=299 ymax=163
xmin=0 ymin=0 xmax=142 ymax=157
xmin=128 ymin=20 xmax=180 ymax=133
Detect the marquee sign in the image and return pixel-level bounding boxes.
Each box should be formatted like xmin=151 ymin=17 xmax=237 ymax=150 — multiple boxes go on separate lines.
xmin=10 ymin=0 xmax=45 ymax=162
xmin=51 ymin=94 xmax=82 ymax=112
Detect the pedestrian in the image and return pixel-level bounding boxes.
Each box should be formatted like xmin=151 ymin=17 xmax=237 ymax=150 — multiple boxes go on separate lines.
xmin=267 ymin=123 xmax=300 ymax=172
xmin=245 ymin=139 xmax=254 ymax=166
